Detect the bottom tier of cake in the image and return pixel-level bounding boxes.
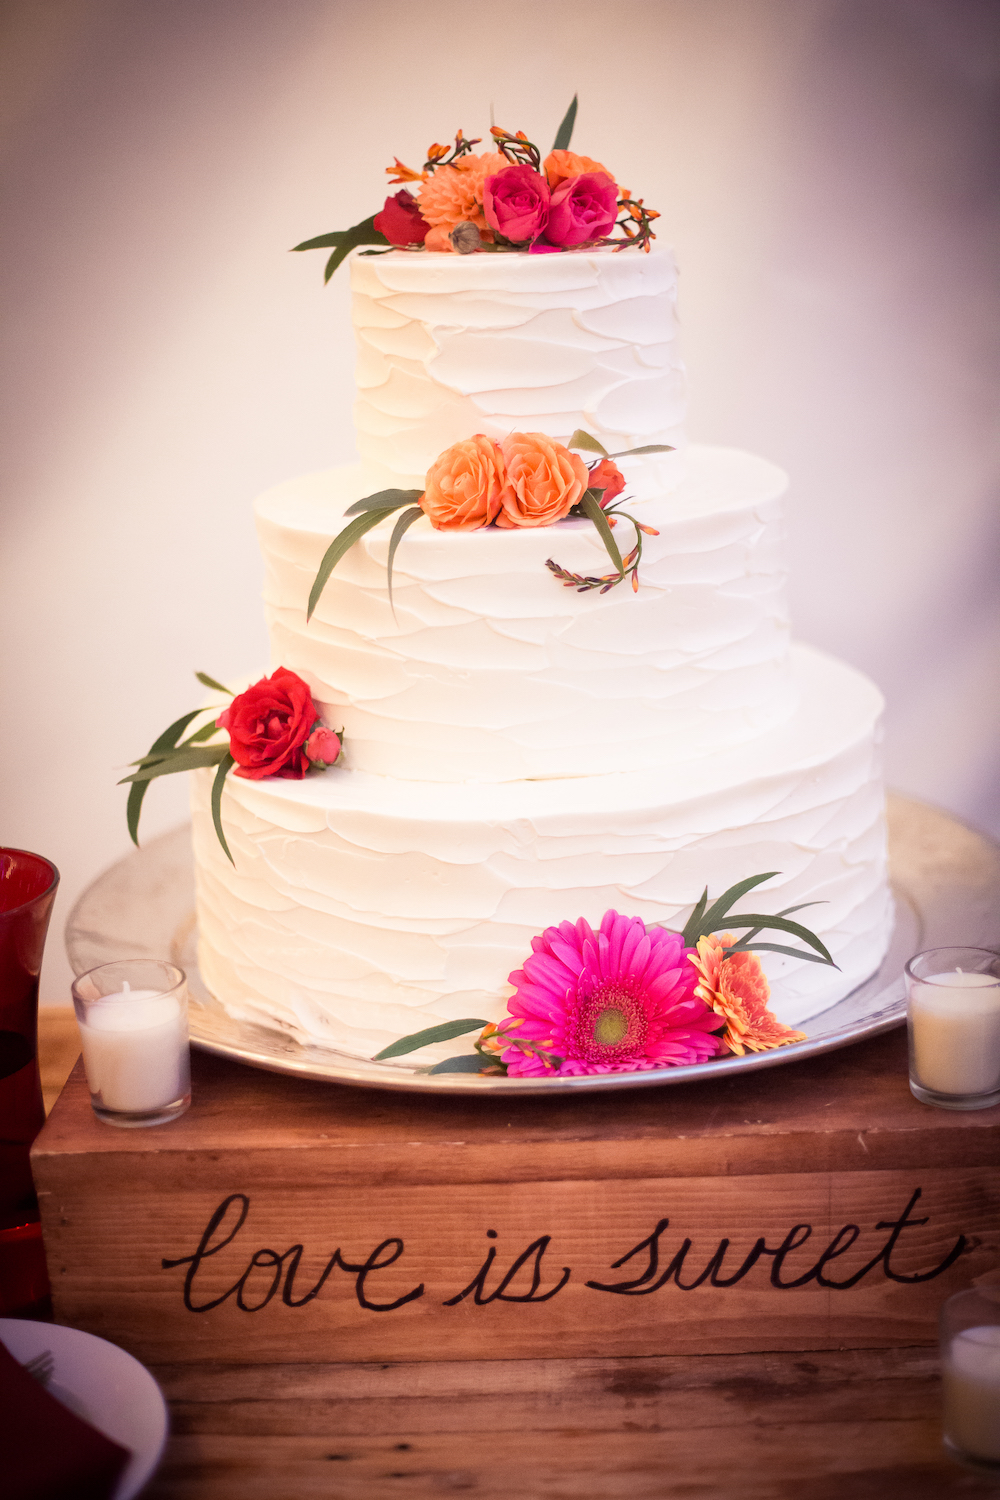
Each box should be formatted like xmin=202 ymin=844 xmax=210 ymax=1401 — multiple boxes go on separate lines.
xmin=191 ymin=644 xmax=893 ymax=1062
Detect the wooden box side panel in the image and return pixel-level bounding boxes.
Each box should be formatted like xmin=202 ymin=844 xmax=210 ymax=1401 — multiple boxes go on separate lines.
xmin=35 ymin=1153 xmax=1000 ymax=1366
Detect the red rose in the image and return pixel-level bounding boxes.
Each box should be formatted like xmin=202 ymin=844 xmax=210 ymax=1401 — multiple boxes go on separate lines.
xmin=588 ymin=457 xmax=626 ymax=507
xmin=545 ymin=171 xmax=619 ymax=248
xmin=482 ymin=164 xmax=550 ymax=244
xmin=216 ymin=667 xmax=320 ymax=780
xmin=373 ymin=190 xmax=429 ymax=247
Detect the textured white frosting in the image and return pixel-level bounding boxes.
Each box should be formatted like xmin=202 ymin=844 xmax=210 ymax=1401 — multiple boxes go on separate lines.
xmin=192 ymin=646 xmax=892 ymax=1062
xmin=257 ymin=445 xmax=795 ymax=783
xmin=351 ymin=246 xmax=685 ymax=496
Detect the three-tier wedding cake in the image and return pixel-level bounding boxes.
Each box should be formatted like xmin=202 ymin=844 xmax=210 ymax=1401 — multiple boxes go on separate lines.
xmin=189 ymin=244 xmax=893 ymax=1061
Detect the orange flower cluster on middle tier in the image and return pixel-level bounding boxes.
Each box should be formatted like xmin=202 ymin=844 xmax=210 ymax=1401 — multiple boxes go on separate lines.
xmin=420 ymin=433 xmax=590 ymax=531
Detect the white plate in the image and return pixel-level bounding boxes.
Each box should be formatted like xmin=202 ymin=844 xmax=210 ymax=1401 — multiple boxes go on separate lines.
xmin=65 ymin=794 xmax=1000 ymax=1095
xmin=0 ymin=1318 xmax=168 ymax=1500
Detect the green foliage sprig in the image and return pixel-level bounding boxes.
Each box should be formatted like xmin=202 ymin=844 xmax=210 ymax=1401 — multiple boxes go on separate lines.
xmin=671 ymin=872 xmax=836 ymax=967
xmin=546 ymin=430 xmax=673 ymax=594
xmin=119 ymin=672 xmax=235 ymax=863
xmin=291 ymin=216 xmax=391 ymax=284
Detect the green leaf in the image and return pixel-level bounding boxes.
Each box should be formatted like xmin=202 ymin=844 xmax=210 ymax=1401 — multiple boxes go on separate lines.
xmin=679 ymin=887 xmax=710 ymax=947
xmin=119 ymin=746 xmax=229 ymax=784
xmin=182 ymin=718 xmax=226 ymax=746
xmin=307 ymin=509 xmax=390 ymax=621
xmin=428 ymin=1054 xmax=486 ymax=1075
xmin=195 ymin=671 xmax=232 ymax=695
xmin=567 ymin=428 xmax=609 ymax=458
xmin=715 ymin=913 xmax=835 ymax=966
xmin=290 ymin=231 xmax=348 ymax=252
xmin=291 ymin=216 xmax=392 ymax=283
xmin=344 ymin=488 xmax=423 ymax=518
xmin=552 ymin=94 xmax=578 ymax=152
xmin=386 ymin=505 xmax=424 ymax=616
xmin=723 ymin=940 xmax=836 ymax=968
xmin=578 ymin=492 xmax=624 ymax=576
xmin=125 ymin=710 xmax=202 ymax=846
xmin=211 ymin=752 xmax=236 ymax=866
xmin=373 ymin=1018 xmax=488 ymax=1061
xmin=306 ymin=215 xmax=391 ymax=283
xmin=608 ymin=443 xmax=676 ymax=458
xmin=696 ymin=872 xmax=780 ymax=937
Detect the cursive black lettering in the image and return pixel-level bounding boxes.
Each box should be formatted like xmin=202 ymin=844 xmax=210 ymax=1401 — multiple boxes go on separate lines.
xmin=337 ymin=1238 xmax=425 ymax=1312
xmin=444 ymin=1233 xmax=571 ymax=1305
xmin=846 ymin=1188 xmax=966 ymax=1287
xmin=767 ymin=1223 xmax=814 ymax=1288
xmin=162 ymin=1193 xmax=250 ymax=1313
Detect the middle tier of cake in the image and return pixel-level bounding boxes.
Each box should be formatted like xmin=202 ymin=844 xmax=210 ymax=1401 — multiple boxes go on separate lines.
xmin=192 ymin=644 xmax=892 ymax=1063
xmin=256 ymin=445 xmax=797 ymax=783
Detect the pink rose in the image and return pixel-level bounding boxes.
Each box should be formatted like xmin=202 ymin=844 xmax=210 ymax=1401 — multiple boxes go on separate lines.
xmin=545 ymin=171 xmax=618 ymax=248
xmin=482 ymin=164 xmax=550 ymax=244
xmin=373 ymin=190 xmax=429 ymax=247
xmin=304 ymin=726 xmax=343 ymax=768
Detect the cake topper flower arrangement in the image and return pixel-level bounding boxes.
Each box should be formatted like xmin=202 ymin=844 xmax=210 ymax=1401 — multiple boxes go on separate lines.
xmin=120 ymin=668 xmax=343 ymax=863
xmin=307 ymin=428 xmax=671 ymax=621
xmin=292 ymin=96 xmax=659 ymax=279
xmin=375 ymin=873 xmax=836 ymax=1077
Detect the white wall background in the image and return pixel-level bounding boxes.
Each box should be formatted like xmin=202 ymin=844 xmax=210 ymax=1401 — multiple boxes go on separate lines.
xmin=2 ymin=0 xmax=998 ymax=1003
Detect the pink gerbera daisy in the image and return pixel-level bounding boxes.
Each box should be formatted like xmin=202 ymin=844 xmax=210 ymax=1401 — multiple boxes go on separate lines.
xmin=500 ymin=911 xmax=725 ymax=1077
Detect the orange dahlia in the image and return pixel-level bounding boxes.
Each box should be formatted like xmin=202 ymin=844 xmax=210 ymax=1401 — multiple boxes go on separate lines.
xmin=543 ymin=148 xmax=614 ymax=191
xmin=690 ymin=933 xmax=806 ymax=1056
xmin=417 ymin=152 xmax=505 ymax=242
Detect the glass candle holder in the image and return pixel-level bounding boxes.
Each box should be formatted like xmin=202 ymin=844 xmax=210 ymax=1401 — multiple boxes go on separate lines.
xmin=941 ymin=1287 xmax=1000 ymax=1469
xmin=905 ymin=947 xmax=1000 ymax=1111
xmin=71 ymin=960 xmax=191 ymax=1127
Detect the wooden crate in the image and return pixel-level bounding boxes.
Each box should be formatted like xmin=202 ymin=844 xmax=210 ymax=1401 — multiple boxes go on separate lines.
xmin=31 ymin=1029 xmax=1000 ymax=1368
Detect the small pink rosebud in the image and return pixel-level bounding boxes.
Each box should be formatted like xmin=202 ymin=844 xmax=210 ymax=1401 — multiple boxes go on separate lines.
xmin=304 ymin=726 xmax=343 ymax=769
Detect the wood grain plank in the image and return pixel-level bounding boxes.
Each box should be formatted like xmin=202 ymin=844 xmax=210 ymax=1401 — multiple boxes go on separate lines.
xmin=36 ymin=1163 xmax=997 ymax=1364
xmin=140 ymin=1424 xmax=994 ymax=1500
xmin=33 ymin=1033 xmax=1000 ymax=1179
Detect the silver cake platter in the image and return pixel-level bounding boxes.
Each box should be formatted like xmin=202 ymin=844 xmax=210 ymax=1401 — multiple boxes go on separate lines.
xmin=65 ymin=794 xmax=1000 ymax=1096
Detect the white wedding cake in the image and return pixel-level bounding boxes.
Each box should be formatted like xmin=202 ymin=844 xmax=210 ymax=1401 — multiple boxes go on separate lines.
xmin=191 ymin=246 xmax=893 ymax=1059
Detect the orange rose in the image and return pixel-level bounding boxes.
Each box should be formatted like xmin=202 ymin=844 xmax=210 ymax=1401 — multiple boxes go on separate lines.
xmin=420 ymin=435 xmax=506 ymax=530
xmin=543 ymin=149 xmax=613 ymax=191
xmin=496 ymin=433 xmax=589 ymax=529
xmin=417 ymin=152 xmax=505 ymax=237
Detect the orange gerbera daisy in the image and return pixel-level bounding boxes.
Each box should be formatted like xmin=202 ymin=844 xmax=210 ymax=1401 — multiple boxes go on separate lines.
xmin=417 ymin=152 xmax=505 ymax=240
xmin=690 ymin=933 xmax=806 ymax=1056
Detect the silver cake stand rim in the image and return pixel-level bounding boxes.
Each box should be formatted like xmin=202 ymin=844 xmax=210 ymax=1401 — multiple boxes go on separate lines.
xmin=64 ymin=793 xmax=1000 ymax=1096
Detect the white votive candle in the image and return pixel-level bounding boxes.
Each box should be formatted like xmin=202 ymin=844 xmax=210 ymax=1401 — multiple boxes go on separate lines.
xmin=944 ymin=1325 xmax=1000 ymax=1463
xmin=79 ymin=987 xmax=187 ymax=1113
xmin=909 ymin=971 xmax=1000 ymax=1097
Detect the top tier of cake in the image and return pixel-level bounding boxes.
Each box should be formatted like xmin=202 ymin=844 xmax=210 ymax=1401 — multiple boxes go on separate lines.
xmin=352 ymin=246 xmax=685 ymax=495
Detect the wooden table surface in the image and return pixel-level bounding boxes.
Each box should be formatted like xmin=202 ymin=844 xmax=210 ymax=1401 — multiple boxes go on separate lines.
xmin=35 ymin=1008 xmax=1000 ymax=1499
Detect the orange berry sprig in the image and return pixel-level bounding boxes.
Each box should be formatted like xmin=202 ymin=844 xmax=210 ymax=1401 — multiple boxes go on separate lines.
xmin=489 ymin=124 xmax=542 ymax=172
xmin=605 ymin=191 xmax=660 ymax=253
xmin=385 ymin=130 xmax=481 ymax=187
xmin=546 ymin=507 xmax=659 ymax=594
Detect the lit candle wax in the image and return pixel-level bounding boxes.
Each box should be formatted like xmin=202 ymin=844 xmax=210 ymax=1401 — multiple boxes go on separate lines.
xmin=78 ymin=987 xmax=187 ymax=1113
xmin=909 ymin=971 xmax=1000 ymax=1096
xmin=944 ymin=1325 xmax=1000 ymax=1462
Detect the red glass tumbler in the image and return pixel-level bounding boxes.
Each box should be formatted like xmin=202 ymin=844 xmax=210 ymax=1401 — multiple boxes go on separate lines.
xmin=0 ymin=848 xmax=59 ymax=1318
